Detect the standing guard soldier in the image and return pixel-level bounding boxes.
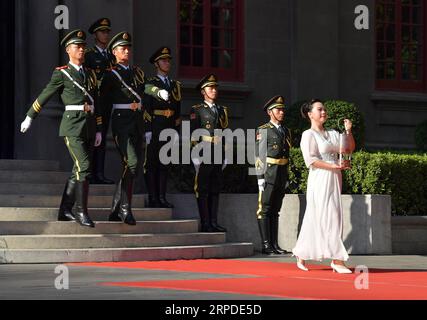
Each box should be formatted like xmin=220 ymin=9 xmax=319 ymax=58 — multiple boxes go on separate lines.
xmin=20 ymin=29 xmax=103 ymax=228
xmin=85 ymin=18 xmax=115 ymax=184
xmin=143 ymin=47 xmax=182 ymax=208
xmin=190 ymin=74 xmax=228 ymax=233
xmin=100 ymin=32 xmax=169 ymax=225
xmin=255 ymin=96 xmax=292 ymax=255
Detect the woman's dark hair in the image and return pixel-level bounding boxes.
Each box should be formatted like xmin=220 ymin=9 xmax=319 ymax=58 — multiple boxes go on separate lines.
xmin=300 ymin=99 xmax=323 ymax=120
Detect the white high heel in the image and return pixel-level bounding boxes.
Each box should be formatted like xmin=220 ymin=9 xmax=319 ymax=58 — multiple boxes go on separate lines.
xmin=294 ymin=256 xmax=309 ymax=271
xmin=331 ymin=262 xmax=352 ymax=274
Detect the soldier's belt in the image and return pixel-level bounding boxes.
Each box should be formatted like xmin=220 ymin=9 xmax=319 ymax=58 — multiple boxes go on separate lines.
xmin=154 ymin=109 xmax=175 ymax=118
xmin=202 ymin=135 xmax=221 ymax=144
xmin=113 ymin=103 xmax=142 ymax=111
xmin=66 ymin=105 xmax=94 ymax=114
xmin=266 ymin=157 xmax=289 ymax=165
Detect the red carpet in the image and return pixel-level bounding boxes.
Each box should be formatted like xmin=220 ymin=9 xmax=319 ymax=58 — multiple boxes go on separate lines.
xmin=69 ymin=260 xmax=427 ymax=300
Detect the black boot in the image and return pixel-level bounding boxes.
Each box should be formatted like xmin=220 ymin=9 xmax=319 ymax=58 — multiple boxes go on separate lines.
xmin=118 ymin=173 xmax=136 ymax=226
xmin=257 ymin=218 xmax=275 ymax=255
xmin=109 ymin=179 xmax=123 ymax=222
xmin=197 ymin=195 xmax=214 ymax=232
xmin=208 ymin=194 xmax=226 ymax=232
xmin=58 ymin=179 xmax=76 ymax=221
xmin=144 ymin=171 xmax=161 ymax=208
xmin=75 ymin=181 xmax=95 ymax=228
xmin=92 ymin=148 xmax=115 ymax=184
xmin=270 ymin=215 xmax=288 ymax=254
xmin=158 ymin=170 xmax=174 ymax=208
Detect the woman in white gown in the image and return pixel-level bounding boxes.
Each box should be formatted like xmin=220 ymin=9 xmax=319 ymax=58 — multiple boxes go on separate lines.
xmin=292 ymin=99 xmax=355 ymax=274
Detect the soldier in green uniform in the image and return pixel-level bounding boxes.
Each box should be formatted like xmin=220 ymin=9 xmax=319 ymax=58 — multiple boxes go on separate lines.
xmin=20 ymin=29 xmax=103 ymax=228
xmin=190 ymin=74 xmax=228 ymax=233
xmin=100 ymin=32 xmax=169 ymax=225
xmin=84 ymin=18 xmax=115 ymax=184
xmin=255 ymin=95 xmax=292 ymax=254
xmin=143 ymin=47 xmax=182 ymax=208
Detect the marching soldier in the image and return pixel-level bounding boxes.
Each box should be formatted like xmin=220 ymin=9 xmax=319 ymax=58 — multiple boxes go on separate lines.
xmin=85 ymin=17 xmax=115 ymax=184
xmin=255 ymin=95 xmax=292 ymax=255
xmin=143 ymin=47 xmax=182 ymax=208
xmin=100 ymin=32 xmax=169 ymax=225
xmin=190 ymin=74 xmax=228 ymax=233
xmin=20 ymin=29 xmax=102 ymax=228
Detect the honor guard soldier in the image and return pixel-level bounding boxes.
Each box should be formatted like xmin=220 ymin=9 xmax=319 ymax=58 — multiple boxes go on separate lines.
xmin=85 ymin=18 xmax=116 ymax=184
xmin=143 ymin=47 xmax=182 ymax=208
xmin=100 ymin=32 xmax=169 ymax=225
xmin=20 ymin=30 xmax=103 ymax=228
xmin=255 ymin=96 xmax=292 ymax=255
xmin=190 ymin=74 xmax=228 ymax=233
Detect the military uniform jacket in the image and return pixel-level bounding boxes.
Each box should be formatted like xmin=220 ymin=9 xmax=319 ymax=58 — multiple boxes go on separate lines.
xmin=26 ymin=63 xmax=101 ymax=138
xmin=190 ymin=102 xmax=229 ymax=138
xmin=84 ymin=47 xmax=115 ymax=83
xmin=190 ymin=102 xmax=229 ymax=162
xmin=100 ymin=64 xmax=161 ymax=136
xmin=255 ymin=122 xmax=291 ymax=186
xmin=143 ymin=76 xmax=182 ymax=134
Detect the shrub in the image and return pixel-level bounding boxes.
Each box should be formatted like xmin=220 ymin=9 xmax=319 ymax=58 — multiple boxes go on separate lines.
xmin=287 ymin=148 xmax=427 ymax=216
xmin=284 ymin=100 xmax=365 ymax=149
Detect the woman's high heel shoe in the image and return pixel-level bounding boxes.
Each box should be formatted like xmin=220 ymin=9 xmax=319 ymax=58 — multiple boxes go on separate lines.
xmin=331 ymin=262 xmax=352 ymax=274
xmin=295 ymin=256 xmax=309 ymax=271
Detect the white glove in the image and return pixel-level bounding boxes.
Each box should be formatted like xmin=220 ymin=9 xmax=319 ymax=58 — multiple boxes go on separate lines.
xmin=158 ymin=90 xmax=169 ymax=101
xmin=94 ymin=132 xmax=103 ymax=147
xmin=192 ymin=157 xmax=201 ymax=174
xmin=145 ymin=132 xmax=152 ymax=145
xmin=20 ymin=116 xmax=33 ymax=133
xmin=258 ymin=179 xmax=265 ymax=192
xmin=222 ymin=158 xmax=228 ymax=171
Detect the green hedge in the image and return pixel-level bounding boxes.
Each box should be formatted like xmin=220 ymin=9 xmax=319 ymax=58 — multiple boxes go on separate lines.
xmin=284 ymin=100 xmax=365 ymax=148
xmin=169 ymin=149 xmax=427 ymax=216
xmin=287 ymin=149 xmax=427 ymax=216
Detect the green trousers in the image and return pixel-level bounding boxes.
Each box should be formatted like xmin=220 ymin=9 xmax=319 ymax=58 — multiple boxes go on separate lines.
xmin=64 ymin=136 xmax=92 ymax=182
xmin=113 ymin=133 xmax=141 ymax=178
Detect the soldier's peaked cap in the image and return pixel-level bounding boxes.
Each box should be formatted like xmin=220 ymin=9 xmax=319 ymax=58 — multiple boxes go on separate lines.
xmin=264 ymin=95 xmax=286 ymax=112
xmin=60 ymin=29 xmax=87 ymax=47
xmin=197 ymin=74 xmax=219 ymax=91
xmin=107 ymin=32 xmax=132 ymax=52
xmin=89 ymin=18 xmax=112 ymax=34
xmin=150 ymin=47 xmax=172 ymax=64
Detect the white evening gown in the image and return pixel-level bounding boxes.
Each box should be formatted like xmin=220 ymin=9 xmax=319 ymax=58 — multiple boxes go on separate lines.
xmin=292 ymin=129 xmax=349 ymax=261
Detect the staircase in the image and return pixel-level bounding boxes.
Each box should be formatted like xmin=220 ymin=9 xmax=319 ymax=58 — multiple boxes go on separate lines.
xmin=0 ymin=160 xmax=253 ymax=264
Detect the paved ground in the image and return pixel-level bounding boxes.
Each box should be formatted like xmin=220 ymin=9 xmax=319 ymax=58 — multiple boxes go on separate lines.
xmin=0 ymin=254 xmax=426 ymax=301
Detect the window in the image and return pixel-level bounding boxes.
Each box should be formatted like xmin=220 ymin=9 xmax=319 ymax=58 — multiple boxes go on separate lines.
xmin=177 ymin=0 xmax=244 ymax=81
xmin=376 ymin=0 xmax=426 ymax=91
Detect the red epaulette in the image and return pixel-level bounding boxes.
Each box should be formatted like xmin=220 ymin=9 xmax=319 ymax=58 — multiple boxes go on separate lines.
xmin=56 ymin=65 xmax=68 ymax=70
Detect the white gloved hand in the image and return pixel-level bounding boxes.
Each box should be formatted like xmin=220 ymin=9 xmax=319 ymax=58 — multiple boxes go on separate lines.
xmin=192 ymin=157 xmax=201 ymax=174
xmin=20 ymin=116 xmax=33 ymax=133
xmin=258 ymin=179 xmax=266 ymax=192
xmin=94 ymin=132 xmax=103 ymax=147
xmin=222 ymin=158 xmax=228 ymax=171
xmin=145 ymin=132 xmax=152 ymax=145
xmin=158 ymin=90 xmax=169 ymax=101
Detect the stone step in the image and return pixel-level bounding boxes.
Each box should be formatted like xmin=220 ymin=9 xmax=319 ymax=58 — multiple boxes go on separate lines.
xmin=0 ymin=183 xmax=116 ymax=196
xmin=0 ymin=243 xmax=254 ymax=264
xmin=0 ymin=160 xmax=60 ymax=171
xmin=0 ymin=195 xmax=147 ymax=208
xmin=0 ymin=220 xmax=199 ymax=235
xmin=0 ymin=208 xmax=172 ymax=221
xmin=0 ymin=171 xmax=70 ymax=184
xmin=0 ymin=233 xmax=226 ymax=249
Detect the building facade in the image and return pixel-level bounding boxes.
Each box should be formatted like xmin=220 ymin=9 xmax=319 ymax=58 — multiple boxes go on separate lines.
xmin=3 ymin=0 xmax=426 ymax=175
